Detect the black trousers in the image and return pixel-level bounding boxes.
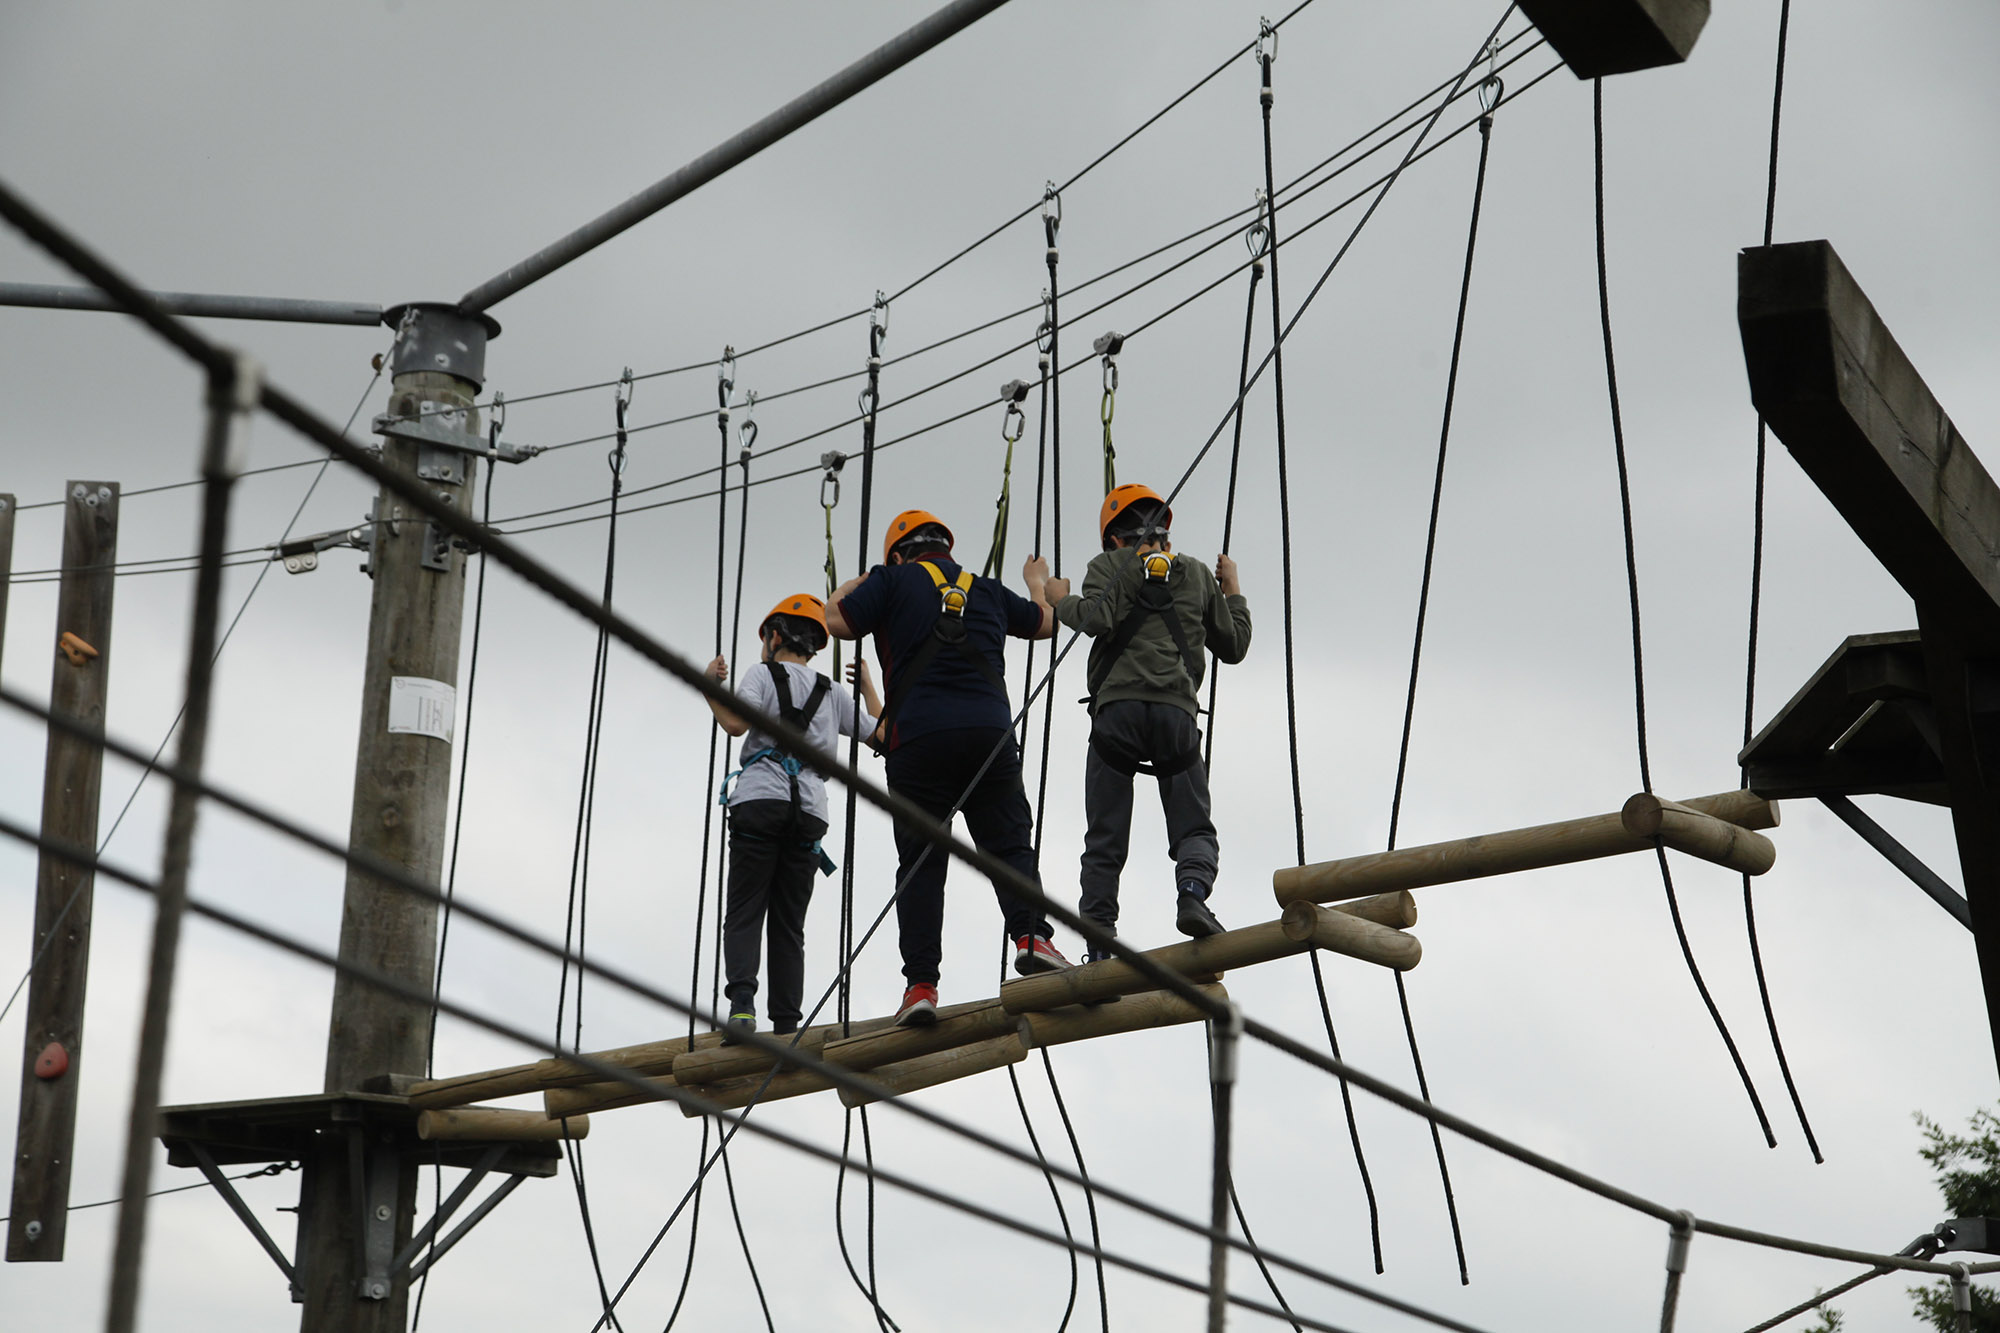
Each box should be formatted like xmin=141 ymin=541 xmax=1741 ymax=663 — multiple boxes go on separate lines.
xmin=884 ymin=726 xmax=1050 ymax=986
xmin=723 ymin=798 xmax=828 ymax=1031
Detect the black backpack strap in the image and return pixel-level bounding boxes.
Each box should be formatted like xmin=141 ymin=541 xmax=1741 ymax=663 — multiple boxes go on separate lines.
xmin=757 ymin=663 xmax=836 ymax=813
xmin=875 ymin=565 xmax=1010 ymax=740
xmin=1084 ymin=576 xmax=1203 ymax=711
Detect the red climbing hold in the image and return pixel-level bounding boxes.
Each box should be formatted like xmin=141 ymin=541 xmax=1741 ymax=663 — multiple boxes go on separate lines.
xmin=33 ymin=1042 xmax=68 ymax=1080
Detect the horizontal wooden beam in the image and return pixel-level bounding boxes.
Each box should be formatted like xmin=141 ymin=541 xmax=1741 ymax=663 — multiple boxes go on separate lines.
xmin=818 ymin=1001 xmax=1015 ymax=1075
xmin=409 ymin=1031 xmax=727 ymax=1110
xmin=1514 ymin=0 xmax=1709 ymax=79
xmin=673 ymin=1011 xmax=919 ymax=1086
xmin=1272 ymin=790 xmax=1777 ymax=906
xmin=1280 ymin=902 xmax=1423 ymax=970
xmin=1740 ymin=241 xmax=2000 ymax=649
xmin=543 ymin=1074 xmax=678 ymax=1120
xmin=417 ymin=1108 xmax=587 ymax=1142
xmin=836 ymin=1035 xmax=1027 ymax=1109
xmin=1621 ymin=794 xmax=1776 ymax=874
xmin=1015 ymin=985 xmax=1222 ymax=1052
xmin=1001 ymin=920 xmax=1286 ymax=1013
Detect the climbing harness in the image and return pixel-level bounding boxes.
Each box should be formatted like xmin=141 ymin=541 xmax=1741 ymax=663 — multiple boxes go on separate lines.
xmin=717 ymin=662 xmax=839 ymax=877
xmin=1080 ymin=551 xmax=1203 ymax=780
xmin=874 ymin=560 xmax=1010 ymax=742
xmin=981 ymin=379 xmax=1030 ymax=579
xmin=1094 ymin=331 xmax=1123 ymax=496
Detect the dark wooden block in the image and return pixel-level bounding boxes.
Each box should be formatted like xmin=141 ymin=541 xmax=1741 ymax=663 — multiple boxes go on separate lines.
xmin=1515 ymin=0 xmax=1710 ymax=78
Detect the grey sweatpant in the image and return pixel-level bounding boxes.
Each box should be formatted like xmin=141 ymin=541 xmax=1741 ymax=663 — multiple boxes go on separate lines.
xmin=1079 ymin=700 xmax=1218 ymax=934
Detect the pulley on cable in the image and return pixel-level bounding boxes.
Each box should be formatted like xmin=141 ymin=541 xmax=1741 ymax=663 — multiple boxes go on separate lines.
xmin=981 ymin=379 xmax=1031 ymax=578
xmin=1093 ymin=331 xmax=1123 ymax=497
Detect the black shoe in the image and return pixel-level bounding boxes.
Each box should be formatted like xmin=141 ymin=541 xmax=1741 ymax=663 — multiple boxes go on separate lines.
xmin=1175 ymin=888 xmax=1223 ymax=939
xmin=721 ymin=1011 xmax=757 ymax=1045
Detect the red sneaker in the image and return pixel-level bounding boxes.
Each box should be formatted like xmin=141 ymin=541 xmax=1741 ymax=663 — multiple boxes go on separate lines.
xmin=895 ymin=983 xmax=939 ymax=1027
xmin=1013 ymin=935 xmax=1072 ymax=976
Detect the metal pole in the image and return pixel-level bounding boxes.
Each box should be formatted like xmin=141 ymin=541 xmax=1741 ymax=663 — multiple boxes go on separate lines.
xmin=103 ymin=355 xmax=260 ymax=1331
xmin=0 ymin=282 xmax=382 ymax=327
xmin=1659 ymin=1211 xmax=1695 ymax=1333
xmin=1819 ymin=793 xmax=1973 ymax=929
xmin=1207 ymin=1001 xmax=1243 ymax=1333
xmin=457 ymin=0 xmax=1013 ymax=313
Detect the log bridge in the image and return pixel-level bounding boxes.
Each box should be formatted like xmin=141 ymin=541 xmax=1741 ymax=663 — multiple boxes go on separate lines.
xmin=408 ymin=790 xmax=1776 ymax=1123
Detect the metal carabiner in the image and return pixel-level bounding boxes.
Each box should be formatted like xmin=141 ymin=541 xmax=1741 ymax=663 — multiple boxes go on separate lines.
xmin=1041 ymin=182 xmax=1062 ymax=229
xmin=489 ymin=390 xmax=507 ymax=439
xmin=1036 ymin=290 xmax=1056 ymax=354
xmin=871 ymin=291 xmax=890 ymax=340
xmin=1479 ymin=74 xmax=1504 ymax=115
xmin=716 ymin=347 xmax=735 ymax=408
xmin=1246 ymin=189 xmax=1271 ymax=258
xmin=1101 ymin=357 xmax=1119 ymax=399
xmin=1256 ymin=17 xmax=1277 ymax=65
xmin=738 ymin=389 xmax=759 ymax=455
xmin=1002 ymin=400 xmax=1026 ymax=445
xmin=857 ymin=384 xmax=878 ymax=419
xmin=616 ymin=366 xmax=634 ymax=413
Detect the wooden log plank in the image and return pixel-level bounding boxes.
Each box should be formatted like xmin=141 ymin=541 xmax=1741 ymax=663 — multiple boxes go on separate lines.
xmin=1740 ymin=241 xmax=2000 ymax=647
xmin=836 ymin=1036 xmax=1027 ymax=1109
xmin=1514 ymin=0 xmax=1709 ymax=79
xmin=671 ymin=1012 xmax=907 ymax=1086
xmin=1337 ymin=891 xmax=1417 ymax=929
xmin=409 ymin=1031 xmax=728 ymax=1110
xmin=817 ymin=1001 xmax=1013 ymax=1076
xmin=1280 ymin=902 xmax=1423 ymax=971
xmin=675 ymin=1066 xmax=838 ymax=1118
xmin=1000 ymin=920 xmax=1292 ymax=1014
xmin=1621 ymin=795 xmax=1776 ymax=875
xmin=9 ymin=481 xmax=117 ymax=1263
xmin=1015 ymin=984 xmax=1224 ymax=1051
xmin=1272 ymin=790 xmax=1778 ymax=906
xmin=417 ymin=1108 xmax=587 ymax=1142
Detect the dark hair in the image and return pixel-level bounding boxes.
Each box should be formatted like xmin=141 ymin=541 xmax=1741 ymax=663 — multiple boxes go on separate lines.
xmin=763 ymin=614 xmax=826 ymax=655
xmin=891 ymin=522 xmax=953 ymax=560
xmin=1105 ymin=498 xmax=1169 ymax=545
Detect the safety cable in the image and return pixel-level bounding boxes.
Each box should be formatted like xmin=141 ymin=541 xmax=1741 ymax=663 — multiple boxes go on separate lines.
xmin=485 ymin=49 xmax=1566 ymax=545
xmin=552 ymin=372 xmax=635 ymax=1333
xmin=834 ymin=299 xmax=895 ymax=1331
xmin=14 ymin=163 xmax=1968 ymax=1333
xmin=1097 ymin=334 xmax=1118 ymax=494
xmin=0 ymin=355 xmax=387 ymax=1029
xmin=410 ymin=400 xmax=501 ymax=1333
xmin=1593 ymin=81 xmax=1776 ymax=1148
xmin=474 ymin=34 xmax=1557 ymax=538
xmin=1259 ymin=30 xmax=1384 ymax=1274
xmin=1382 ymin=75 xmax=1505 ymax=1289
xmin=980 ymin=381 xmax=1026 ymax=578
xmin=1016 ymin=300 xmax=1055 ymax=752
xmin=1201 ymin=213 xmax=1266 ymax=768
xmin=1738 ymin=0 xmax=1820 ymax=1166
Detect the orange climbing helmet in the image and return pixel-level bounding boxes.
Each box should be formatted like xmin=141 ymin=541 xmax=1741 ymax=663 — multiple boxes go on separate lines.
xmin=882 ymin=509 xmax=955 ymax=563
xmin=1099 ymin=483 xmax=1172 ymax=550
xmin=760 ymin=593 xmax=829 ymax=652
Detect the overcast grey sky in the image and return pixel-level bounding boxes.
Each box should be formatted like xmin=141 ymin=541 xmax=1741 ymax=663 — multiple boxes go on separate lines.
xmin=5 ymin=1 xmax=2000 ymax=1329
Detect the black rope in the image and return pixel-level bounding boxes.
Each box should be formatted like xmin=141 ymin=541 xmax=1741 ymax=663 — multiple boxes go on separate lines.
xmin=1041 ymin=1048 xmax=1113 ymax=1333
xmin=1739 ymin=0 xmax=1821 ymax=1167
xmin=556 ymin=381 xmax=632 ymax=1331
xmin=1201 ymin=226 xmax=1265 ymax=769
xmin=1261 ymin=39 xmax=1383 ymax=1274
xmin=1384 ymin=93 xmax=1502 ymax=1289
xmin=836 ymin=305 xmax=895 ymax=1330
xmin=1593 ymin=81 xmax=1776 ymax=1149
xmin=1006 ymin=1055 xmax=1083 ymax=1330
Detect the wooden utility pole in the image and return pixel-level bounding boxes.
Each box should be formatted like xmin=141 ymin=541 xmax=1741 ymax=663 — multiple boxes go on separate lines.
xmin=7 ymin=481 xmax=118 ymax=1262
xmin=297 ymin=304 xmax=491 ymax=1330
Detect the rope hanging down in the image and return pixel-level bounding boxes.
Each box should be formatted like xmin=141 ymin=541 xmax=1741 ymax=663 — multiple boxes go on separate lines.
xmin=1737 ymin=0 xmax=1820 ymax=1166
xmin=982 ymin=379 xmax=1030 ymax=578
xmin=834 ymin=294 xmax=895 ymax=1333
xmin=1257 ymin=22 xmax=1384 ymax=1274
xmin=1593 ymin=81 xmax=1776 ymax=1149
xmin=1381 ymin=69 xmax=1506 ymax=1289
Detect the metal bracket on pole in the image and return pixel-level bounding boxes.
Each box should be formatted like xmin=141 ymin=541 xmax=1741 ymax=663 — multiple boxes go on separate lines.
xmin=348 ymin=1130 xmax=400 ymax=1301
xmin=186 ymin=1143 xmax=299 ymax=1298
xmin=372 ymin=412 xmax=541 ymax=470
xmin=387 ymin=1144 xmax=505 ymax=1277
xmin=406 ymin=1174 xmax=527 ymax=1282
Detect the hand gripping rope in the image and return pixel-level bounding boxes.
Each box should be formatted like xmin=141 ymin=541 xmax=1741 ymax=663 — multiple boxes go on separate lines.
xmin=1094 ymin=330 xmax=1122 ymax=495
xmin=981 ymin=379 xmax=1030 ymax=578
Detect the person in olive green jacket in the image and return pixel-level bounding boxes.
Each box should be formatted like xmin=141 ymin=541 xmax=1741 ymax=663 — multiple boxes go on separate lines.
xmin=1039 ymin=484 xmax=1252 ymax=957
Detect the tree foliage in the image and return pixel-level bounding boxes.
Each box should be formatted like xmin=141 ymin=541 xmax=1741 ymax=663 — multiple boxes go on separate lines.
xmin=1908 ymin=1107 xmax=2000 ymax=1331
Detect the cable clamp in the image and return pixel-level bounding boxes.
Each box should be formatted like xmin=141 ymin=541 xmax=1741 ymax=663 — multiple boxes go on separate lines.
xmin=1246 ymin=194 xmax=1271 ymax=258
xmin=487 ymin=390 xmax=507 ymax=457
xmin=1208 ymin=1000 xmax=1244 ymax=1086
xmin=1041 ymin=182 xmax=1061 ymax=228
xmin=1665 ymin=1211 xmax=1696 ymax=1275
xmin=870 ymin=291 xmax=890 ymax=346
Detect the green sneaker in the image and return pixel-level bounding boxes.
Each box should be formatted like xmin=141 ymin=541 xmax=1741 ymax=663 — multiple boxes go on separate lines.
xmin=721 ymin=1011 xmax=757 ymax=1045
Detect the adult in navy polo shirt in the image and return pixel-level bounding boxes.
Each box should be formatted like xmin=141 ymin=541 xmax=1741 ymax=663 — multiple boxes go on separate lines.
xmin=828 ymin=508 xmax=1071 ymax=1026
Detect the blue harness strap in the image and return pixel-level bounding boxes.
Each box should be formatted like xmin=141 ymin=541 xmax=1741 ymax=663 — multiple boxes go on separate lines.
xmin=716 ymin=664 xmax=839 ymax=876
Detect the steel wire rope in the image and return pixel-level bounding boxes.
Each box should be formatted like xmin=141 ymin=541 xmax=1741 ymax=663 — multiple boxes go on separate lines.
xmin=1738 ymin=0 xmax=1820 ymax=1165
xmin=10 ymin=810 xmax=1499 ymax=1333
xmin=10 ymin=183 xmax=1894 ymax=1315
xmin=1593 ymin=80 xmax=1776 ymax=1147
xmin=831 ymin=305 xmax=894 ymax=1331
xmin=710 ymin=390 xmax=777 ymax=1333
xmin=480 ymin=35 xmax=1557 ymax=536
xmin=11 ymin=692 xmax=1996 ymax=1303
xmin=411 ymin=409 xmax=501 ymax=1333
xmin=1256 ymin=30 xmax=1383 ymax=1275
xmin=0 ymin=356 xmax=386 ymax=1028
xmin=0 ymin=1162 xmax=295 ymax=1223
xmin=552 ymin=376 xmax=635 ymax=1333
xmin=1379 ymin=76 xmax=1503 ymax=1290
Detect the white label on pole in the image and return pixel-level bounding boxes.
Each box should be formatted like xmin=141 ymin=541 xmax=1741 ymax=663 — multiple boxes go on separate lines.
xmin=387 ymin=676 xmax=456 ymax=743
